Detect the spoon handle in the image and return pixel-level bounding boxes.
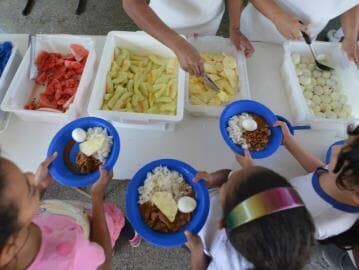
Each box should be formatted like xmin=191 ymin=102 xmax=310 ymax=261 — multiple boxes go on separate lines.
xmin=301 ymin=31 xmax=312 ymax=45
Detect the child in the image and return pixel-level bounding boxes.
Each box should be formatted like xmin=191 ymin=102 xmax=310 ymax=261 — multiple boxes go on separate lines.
xmin=185 ymin=152 xmax=315 ymax=270
xmin=0 ymin=154 xmax=132 ymax=270
xmin=275 ymin=121 xmax=359 ymax=240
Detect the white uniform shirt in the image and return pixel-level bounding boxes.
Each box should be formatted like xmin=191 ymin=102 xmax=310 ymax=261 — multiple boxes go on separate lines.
xmin=149 ymin=0 xmax=225 ymax=35
xmin=291 ymin=169 xmax=359 ymax=240
xmin=198 ymin=189 xmax=253 ymax=270
xmin=241 ymin=0 xmax=359 ymax=43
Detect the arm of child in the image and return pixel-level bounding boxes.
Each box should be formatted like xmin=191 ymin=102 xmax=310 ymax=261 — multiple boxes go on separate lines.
xmin=34 ymin=152 xmax=58 ymax=198
xmin=228 ymin=0 xmax=254 ymax=57
xmin=274 ymin=121 xmax=324 ymax=173
xmin=185 ymin=231 xmax=209 ymax=270
xmin=194 ymin=169 xmax=232 ymax=189
xmin=250 ymin=0 xmax=308 ymax=40
xmin=341 ymin=5 xmax=359 ymax=63
xmin=90 ymin=167 xmax=113 ymax=270
xmin=122 ymin=0 xmax=204 ymax=76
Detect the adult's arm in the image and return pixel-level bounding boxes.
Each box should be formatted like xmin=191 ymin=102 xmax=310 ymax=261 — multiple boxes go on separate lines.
xmin=122 ymin=0 xmax=204 ymax=76
xmin=228 ymin=0 xmax=254 ymax=57
xmin=249 ymin=0 xmax=308 ymax=40
xmin=341 ymin=5 xmax=359 ymax=63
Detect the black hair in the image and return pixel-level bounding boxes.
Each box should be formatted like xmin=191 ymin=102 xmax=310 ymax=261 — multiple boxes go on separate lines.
xmin=0 ymin=157 xmax=20 ymax=253
xmin=334 ymin=123 xmax=359 ymax=190
xmin=223 ymin=166 xmax=315 ymax=270
xmin=320 ymin=219 xmax=359 ymax=250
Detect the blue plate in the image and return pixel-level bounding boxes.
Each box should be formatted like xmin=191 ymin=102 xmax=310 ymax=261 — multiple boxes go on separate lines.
xmin=47 ymin=117 xmax=120 ymax=187
xmin=325 ymin=140 xmax=345 ymax=164
xmin=220 ymin=100 xmax=282 ymax=159
xmin=126 ymin=159 xmax=209 ymax=247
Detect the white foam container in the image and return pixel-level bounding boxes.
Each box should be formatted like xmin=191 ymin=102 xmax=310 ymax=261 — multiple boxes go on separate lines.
xmin=0 ymin=43 xmax=21 ymax=133
xmin=185 ymin=36 xmax=251 ymax=117
xmin=88 ymin=31 xmax=185 ymax=127
xmin=1 ymin=35 xmax=96 ymax=123
xmin=281 ymin=41 xmax=359 ymax=130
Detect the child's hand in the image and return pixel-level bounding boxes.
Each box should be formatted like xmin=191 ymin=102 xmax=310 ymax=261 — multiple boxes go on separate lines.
xmin=35 ymin=152 xmax=57 ymax=191
xmin=273 ymin=121 xmax=294 ymax=146
xmin=273 ymin=12 xmax=308 ymax=40
xmin=194 ymin=171 xmax=215 ymax=189
xmin=235 ymin=149 xmax=254 ymax=169
xmin=230 ymin=28 xmax=254 ymax=57
xmin=91 ymin=166 xmax=113 ymax=200
xmin=184 ymin=231 xmax=203 ymax=253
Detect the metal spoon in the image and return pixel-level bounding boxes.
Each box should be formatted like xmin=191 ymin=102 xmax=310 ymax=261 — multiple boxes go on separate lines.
xmin=203 ymin=74 xmax=220 ymax=92
xmin=300 ymin=30 xmax=334 ymax=71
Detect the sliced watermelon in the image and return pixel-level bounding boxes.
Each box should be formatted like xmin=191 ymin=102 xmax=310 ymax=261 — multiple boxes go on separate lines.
xmin=70 ymin=44 xmax=88 ymax=62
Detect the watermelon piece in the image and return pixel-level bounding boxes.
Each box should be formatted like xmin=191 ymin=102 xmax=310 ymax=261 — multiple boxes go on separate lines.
xmin=35 ymin=51 xmax=50 ymax=71
xmin=39 ymin=94 xmax=58 ymax=109
xmin=70 ymin=44 xmax=88 ymax=62
xmin=64 ymin=60 xmax=83 ymax=70
xmin=35 ymin=72 xmax=47 ymax=85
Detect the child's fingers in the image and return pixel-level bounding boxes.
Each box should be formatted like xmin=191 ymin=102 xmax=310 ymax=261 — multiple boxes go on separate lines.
xmin=243 ymin=149 xmax=251 ymax=158
xmin=41 ymin=152 xmax=58 ymax=168
xmin=193 ymin=171 xmax=209 ymax=182
xmin=184 ymin=230 xmax=194 ymax=241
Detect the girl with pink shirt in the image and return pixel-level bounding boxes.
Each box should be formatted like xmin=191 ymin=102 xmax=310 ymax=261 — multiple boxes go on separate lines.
xmin=0 ymin=153 xmax=135 ymax=270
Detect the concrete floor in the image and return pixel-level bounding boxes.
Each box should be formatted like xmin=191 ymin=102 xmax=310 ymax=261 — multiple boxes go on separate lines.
xmin=0 ymin=0 xmax=346 ymax=269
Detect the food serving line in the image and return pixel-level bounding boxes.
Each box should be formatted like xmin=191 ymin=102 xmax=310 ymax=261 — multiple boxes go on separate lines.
xmin=0 ymin=33 xmax=345 ymax=181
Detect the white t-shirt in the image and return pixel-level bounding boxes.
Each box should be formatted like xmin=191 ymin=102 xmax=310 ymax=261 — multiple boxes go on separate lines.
xmin=198 ymin=189 xmax=253 ymax=270
xmin=149 ymin=0 xmax=225 ymax=35
xmin=290 ymin=169 xmax=359 ymax=240
xmin=241 ymin=0 xmax=359 ymax=43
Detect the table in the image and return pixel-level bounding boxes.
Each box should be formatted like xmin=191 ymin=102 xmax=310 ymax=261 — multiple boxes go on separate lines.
xmin=0 ymin=34 xmax=344 ymax=180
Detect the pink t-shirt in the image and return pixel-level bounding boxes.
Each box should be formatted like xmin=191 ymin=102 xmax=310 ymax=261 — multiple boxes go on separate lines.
xmin=27 ymin=215 xmax=105 ymax=270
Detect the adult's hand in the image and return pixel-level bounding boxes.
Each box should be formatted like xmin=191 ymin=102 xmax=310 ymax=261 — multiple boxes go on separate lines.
xmin=342 ymin=37 xmax=359 ymax=63
xmin=273 ymin=13 xmax=309 ymax=40
xmin=174 ymin=40 xmax=205 ymax=76
xmin=230 ymin=28 xmax=254 ymax=57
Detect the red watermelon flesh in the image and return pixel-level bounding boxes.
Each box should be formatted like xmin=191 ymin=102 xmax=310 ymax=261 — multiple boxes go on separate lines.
xmin=25 ymin=44 xmax=89 ymax=112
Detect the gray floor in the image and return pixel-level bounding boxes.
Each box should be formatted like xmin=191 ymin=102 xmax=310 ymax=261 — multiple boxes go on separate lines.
xmin=0 ymin=0 xmax=345 ymax=269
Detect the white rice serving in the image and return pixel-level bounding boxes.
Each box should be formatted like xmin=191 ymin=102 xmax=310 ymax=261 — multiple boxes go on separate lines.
xmin=86 ymin=127 xmax=113 ymax=162
xmin=138 ymin=166 xmax=192 ymax=205
xmin=226 ymin=113 xmax=254 ymax=148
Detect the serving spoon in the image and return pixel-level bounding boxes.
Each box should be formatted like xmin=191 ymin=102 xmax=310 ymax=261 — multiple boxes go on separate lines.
xmin=299 ymin=22 xmax=334 ymax=71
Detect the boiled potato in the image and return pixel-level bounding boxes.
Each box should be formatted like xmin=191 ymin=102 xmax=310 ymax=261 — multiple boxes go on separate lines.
xmin=189 ymin=52 xmax=239 ymax=106
xmin=102 ymin=48 xmax=178 ymax=115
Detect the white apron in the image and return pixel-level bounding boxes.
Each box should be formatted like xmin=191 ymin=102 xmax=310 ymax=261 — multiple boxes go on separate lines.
xmin=149 ymin=0 xmax=225 ymax=36
xmin=241 ymin=0 xmax=359 ymax=43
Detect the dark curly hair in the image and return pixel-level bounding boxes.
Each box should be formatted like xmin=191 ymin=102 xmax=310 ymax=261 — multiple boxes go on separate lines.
xmin=334 ymin=123 xmax=359 ymax=191
xmin=0 ymin=157 xmax=19 ymax=253
xmin=223 ymin=166 xmax=315 ymax=270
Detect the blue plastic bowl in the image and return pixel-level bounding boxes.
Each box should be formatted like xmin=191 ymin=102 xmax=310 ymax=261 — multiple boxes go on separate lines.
xmin=325 ymin=140 xmax=345 ymax=164
xmin=47 ymin=117 xmax=120 ymax=187
xmin=220 ymin=100 xmax=282 ymax=159
xmin=126 ymin=159 xmax=209 ymax=247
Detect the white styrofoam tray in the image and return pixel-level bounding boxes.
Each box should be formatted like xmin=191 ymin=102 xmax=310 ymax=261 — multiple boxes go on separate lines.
xmin=185 ymin=36 xmax=250 ymax=117
xmin=1 ymin=34 xmax=96 ymax=123
xmin=88 ymin=31 xmax=185 ymax=126
xmin=281 ymin=41 xmax=359 ymax=130
xmin=0 ymin=43 xmax=21 ymax=133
